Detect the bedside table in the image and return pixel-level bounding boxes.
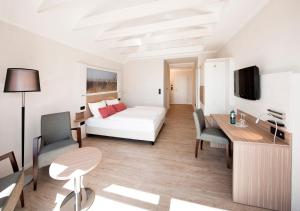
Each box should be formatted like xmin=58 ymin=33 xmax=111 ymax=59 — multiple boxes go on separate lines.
xmin=74 ymin=111 xmax=88 ymax=139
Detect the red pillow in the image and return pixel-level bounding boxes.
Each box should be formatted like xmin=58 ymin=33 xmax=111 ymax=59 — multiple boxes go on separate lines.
xmin=98 ymin=105 xmax=116 ymax=118
xmin=113 ymin=103 xmax=127 ymax=112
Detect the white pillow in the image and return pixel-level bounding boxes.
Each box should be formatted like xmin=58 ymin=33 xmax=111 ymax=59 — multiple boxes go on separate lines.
xmin=105 ymin=99 xmax=119 ymax=105
xmin=88 ymin=101 xmax=106 ymax=118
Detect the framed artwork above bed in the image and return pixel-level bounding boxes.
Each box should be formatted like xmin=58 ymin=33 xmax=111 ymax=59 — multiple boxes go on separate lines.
xmin=86 ymin=67 xmax=118 ymax=94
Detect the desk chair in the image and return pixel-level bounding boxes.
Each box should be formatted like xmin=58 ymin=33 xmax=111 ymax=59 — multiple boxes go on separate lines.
xmin=193 ymin=109 xmax=231 ymax=168
xmin=33 ymin=112 xmax=82 ymax=190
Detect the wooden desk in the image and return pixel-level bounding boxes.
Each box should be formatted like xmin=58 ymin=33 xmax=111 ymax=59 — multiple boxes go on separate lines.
xmin=212 ymin=114 xmax=288 ymax=145
xmin=212 ymin=114 xmax=291 ymax=211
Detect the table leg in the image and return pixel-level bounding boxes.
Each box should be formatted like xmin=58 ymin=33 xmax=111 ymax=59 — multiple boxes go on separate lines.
xmin=60 ymin=177 xmax=95 ymax=211
xmin=74 ymin=177 xmax=82 ymax=211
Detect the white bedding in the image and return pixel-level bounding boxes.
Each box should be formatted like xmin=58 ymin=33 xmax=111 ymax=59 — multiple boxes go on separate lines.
xmin=86 ymin=106 xmax=166 ymax=133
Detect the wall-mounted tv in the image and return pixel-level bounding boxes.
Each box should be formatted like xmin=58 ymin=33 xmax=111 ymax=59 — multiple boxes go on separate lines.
xmin=234 ymin=66 xmax=260 ymax=100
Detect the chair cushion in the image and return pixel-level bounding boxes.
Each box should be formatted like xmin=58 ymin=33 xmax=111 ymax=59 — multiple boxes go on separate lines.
xmin=200 ymin=128 xmax=229 ymax=144
xmin=40 ymin=139 xmax=77 ymax=154
xmin=39 ymin=139 xmax=78 ymax=168
xmin=0 ymin=172 xmax=22 ymax=210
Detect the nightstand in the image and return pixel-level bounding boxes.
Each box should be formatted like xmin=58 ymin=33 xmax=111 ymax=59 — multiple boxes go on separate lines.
xmin=74 ymin=111 xmax=88 ymax=139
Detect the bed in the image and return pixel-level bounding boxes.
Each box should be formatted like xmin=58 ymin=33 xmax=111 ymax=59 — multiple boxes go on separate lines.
xmin=85 ymin=95 xmax=166 ymax=143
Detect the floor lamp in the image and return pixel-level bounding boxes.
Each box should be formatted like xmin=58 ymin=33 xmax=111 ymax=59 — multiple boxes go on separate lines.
xmin=4 ymin=68 xmax=41 ymax=184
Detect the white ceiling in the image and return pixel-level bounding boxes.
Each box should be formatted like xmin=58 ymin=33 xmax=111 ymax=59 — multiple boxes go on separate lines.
xmin=0 ymin=0 xmax=270 ymax=63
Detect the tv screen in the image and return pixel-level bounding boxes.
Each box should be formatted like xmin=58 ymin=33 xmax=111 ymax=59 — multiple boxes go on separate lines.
xmin=234 ymin=66 xmax=260 ymax=100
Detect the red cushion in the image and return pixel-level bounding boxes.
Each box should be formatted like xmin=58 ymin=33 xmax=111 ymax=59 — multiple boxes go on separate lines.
xmin=113 ymin=103 xmax=127 ymax=112
xmin=98 ymin=105 xmax=116 ymax=118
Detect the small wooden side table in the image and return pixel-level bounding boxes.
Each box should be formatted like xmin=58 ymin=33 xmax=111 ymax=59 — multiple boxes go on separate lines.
xmin=49 ymin=147 xmax=102 ymax=211
xmin=74 ymin=111 xmax=89 ymax=139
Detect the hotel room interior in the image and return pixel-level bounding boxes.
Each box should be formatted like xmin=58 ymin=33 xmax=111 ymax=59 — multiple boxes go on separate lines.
xmin=0 ymin=0 xmax=299 ymax=210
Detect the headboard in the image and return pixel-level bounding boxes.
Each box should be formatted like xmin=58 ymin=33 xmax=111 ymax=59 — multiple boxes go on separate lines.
xmin=85 ymin=92 xmax=118 ymax=118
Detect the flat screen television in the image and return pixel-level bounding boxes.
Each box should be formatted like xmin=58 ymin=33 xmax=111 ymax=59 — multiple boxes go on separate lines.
xmin=234 ymin=66 xmax=260 ymax=100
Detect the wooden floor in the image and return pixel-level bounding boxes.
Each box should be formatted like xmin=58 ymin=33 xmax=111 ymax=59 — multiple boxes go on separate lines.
xmin=18 ymin=105 xmax=267 ymax=211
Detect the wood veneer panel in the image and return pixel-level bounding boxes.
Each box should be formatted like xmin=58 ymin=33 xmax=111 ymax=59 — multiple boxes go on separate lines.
xmin=200 ymin=86 xmax=205 ymax=105
xmin=233 ymin=142 xmax=291 ymax=210
xmin=212 ymin=113 xmax=292 ymax=210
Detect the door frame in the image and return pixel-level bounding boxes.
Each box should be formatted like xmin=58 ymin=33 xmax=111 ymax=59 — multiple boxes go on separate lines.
xmin=163 ymin=57 xmax=198 ymax=110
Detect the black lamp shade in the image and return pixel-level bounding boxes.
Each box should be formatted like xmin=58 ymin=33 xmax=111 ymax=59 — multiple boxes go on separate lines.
xmin=4 ymin=68 xmax=41 ymax=92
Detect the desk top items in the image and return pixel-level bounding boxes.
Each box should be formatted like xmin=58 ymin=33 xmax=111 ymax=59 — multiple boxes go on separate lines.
xmin=230 ymin=110 xmax=236 ymax=124
xmin=235 ymin=113 xmax=248 ymax=128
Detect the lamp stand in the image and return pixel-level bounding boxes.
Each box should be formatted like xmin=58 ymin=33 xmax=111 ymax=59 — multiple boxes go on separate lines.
xmin=21 ymin=92 xmax=25 ymax=168
xmin=21 ymin=92 xmax=33 ymax=186
xmin=3 ymin=68 xmax=41 ymax=187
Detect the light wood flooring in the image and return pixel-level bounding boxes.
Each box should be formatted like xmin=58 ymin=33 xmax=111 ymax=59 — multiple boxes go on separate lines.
xmin=18 ymin=105 xmax=267 ymax=211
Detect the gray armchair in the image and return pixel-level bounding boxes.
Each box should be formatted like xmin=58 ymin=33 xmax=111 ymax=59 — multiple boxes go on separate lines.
xmin=193 ymin=109 xmax=231 ymax=168
xmin=33 ymin=111 xmax=82 ymax=190
xmin=0 ymin=151 xmax=24 ymax=211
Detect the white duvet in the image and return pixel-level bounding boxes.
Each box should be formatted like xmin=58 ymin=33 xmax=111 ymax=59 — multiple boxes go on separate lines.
xmin=86 ymin=106 xmax=166 ymax=132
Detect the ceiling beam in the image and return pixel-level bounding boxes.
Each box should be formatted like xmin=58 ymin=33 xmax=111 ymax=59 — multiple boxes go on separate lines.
xmin=96 ymin=14 xmax=218 ymax=41
xmin=75 ymin=0 xmax=224 ymax=29
xmin=148 ymin=28 xmax=212 ymax=43
xmin=109 ymin=38 xmax=202 ymax=50
xmin=114 ymin=39 xmax=142 ymax=48
xmin=96 ymin=28 xmax=210 ymax=48
xmin=96 ymin=27 xmax=212 ymax=45
xmin=37 ymin=0 xmax=76 ymax=13
xmin=128 ymin=45 xmax=204 ymax=59
xmin=99 ymin=38 xmax=142 ymax=49
xmin=145 ymin=38 xmax=203 ymax=51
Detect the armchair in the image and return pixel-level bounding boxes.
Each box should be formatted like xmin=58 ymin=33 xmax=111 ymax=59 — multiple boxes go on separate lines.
xmin=33 ymin=111 xmax=81 ymax=190
xmin=0 ymin=151 xmax=24 ymax=211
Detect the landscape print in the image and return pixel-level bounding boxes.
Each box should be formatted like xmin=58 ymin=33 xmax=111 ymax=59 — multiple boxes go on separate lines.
xmin=87 ymin=68 xmax=117 ymax=94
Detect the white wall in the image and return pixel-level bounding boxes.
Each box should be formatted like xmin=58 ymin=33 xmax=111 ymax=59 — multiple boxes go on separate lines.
xmin=0 ymin=20 xmax=122 ymax=176
xmin=217 ymin=0 xmax=300 ymax=209
xmin=123 ymin=54 xmax=214 ymax=109
xmin=232 ymin=72 xmax=293 ymax=128
xmin=218 ymin=0 xmax=300 ymax=75
xmin=122 ymin=59 xmax=164 ymax=107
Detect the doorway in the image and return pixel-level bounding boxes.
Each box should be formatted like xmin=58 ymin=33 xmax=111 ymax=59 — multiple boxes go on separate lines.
xmin=164 ymin=57 xmax=197 ymax=109
xmin=170 ymin=68 xmax=193 ymax=104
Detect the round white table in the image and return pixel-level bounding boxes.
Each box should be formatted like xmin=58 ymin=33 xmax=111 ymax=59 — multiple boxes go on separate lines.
xmin=49 ymin=147 xmax=102 ymax=211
